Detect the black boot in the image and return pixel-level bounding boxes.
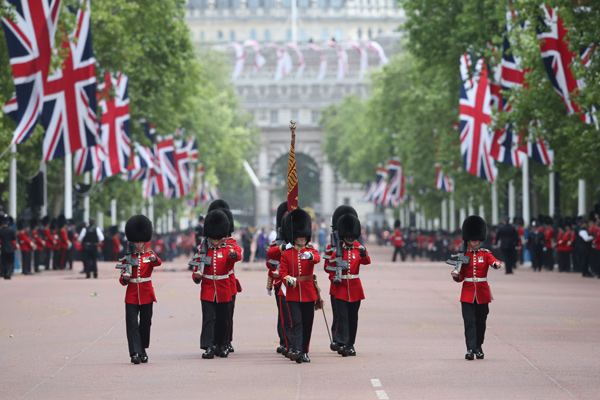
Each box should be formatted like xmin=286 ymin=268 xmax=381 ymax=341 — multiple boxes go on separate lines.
xmin=130 ymin=353 xmax=141 ymax=364
xmin=348 ymin=346 xmax=356 ymax=356
xmin=465 ymin=349 xmax=474 ymax=360
xmin=141 ymin=351 xmax=148 ymax=363
xmin=330 ymin=342 xmax=340 ymax=351
xmin=475 ymin=348 xmax=484 ymax=359
xmin=202 ymin=346 xmax=215 ymax=359
xmin=337 ymin=346 xmax=350 ymax=357
xmin=218 ymin=345 xmax=229 ymax=358
xmin=276 ymin=345 xmax=286 ymax=354
xmin=288 ymin=350 xmax=301 ymax=361
xmin=301 ymin=353 xmax=310 ymax=363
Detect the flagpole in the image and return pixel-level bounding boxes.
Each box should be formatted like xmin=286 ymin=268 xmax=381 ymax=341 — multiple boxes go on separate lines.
xmin=41 ymin=161 xmax=48 ymax=218
xmin=491 ymin=181 xmax=498 ymax=225
xmin=578 ymin=179 xmax=586 ymax=217
xmin=549 ymin=169 xmax=555 ymax=219
xmin=522 ymin=156 xmax=530 ymax=225
xmin=65 ymin=153 xmax=73 ymax=220
xmin=9 ymin=144 xmax=17 ymax=219
xmin=84 ymin=172 xmax=90 ymax=224
xmin=449 ymin=194 xmax=456 ymax=231
xmin=508 ymin=179 xmax=516 ymax=221
xmin=441 ymin=199 xmax=447 ymax=231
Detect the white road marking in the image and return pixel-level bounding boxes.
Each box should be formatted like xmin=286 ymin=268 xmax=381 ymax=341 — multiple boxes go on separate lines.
xmin=376 ymin=389 xmax=389 ymax=399
xmin=371 ymin=378 xmax=382 ymax=387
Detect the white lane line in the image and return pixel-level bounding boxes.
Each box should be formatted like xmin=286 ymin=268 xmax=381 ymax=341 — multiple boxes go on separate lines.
xmin=376 ymin=390 xmax=389 ymax=400
xmin=371 ymin=378 xmax=382 ymax=387
xmin=490 ymin=332 xmax=575 ymax=398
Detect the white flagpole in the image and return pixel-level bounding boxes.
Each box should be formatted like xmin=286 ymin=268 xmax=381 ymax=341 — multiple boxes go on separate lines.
xmin=148 ymin=197 xmax=154 ymax=228
xmin=9 ymin=144 xmax=17 ymax=219
xmin=491 ymin=181 xmax=498 ymax=225
xmin=441 ymin=199 xmax=447 ymax=231
xmin=111 ymin=199 xmax=117 ymax=226
xmin=41 ymin=162 xmax=48 ymax=218
xmin=65 ymin=153 xmax=73 ymax=219
xmin=578 ymin=179 xmax=586 ymax=217
xmin=508 ymin=179 xmax=516 ymax=221
xmin=449 ymin=194 xmax=456 ymax=232
xmin=84 ymin=172 xmax=90 ymax=224
xmin=522 ymin=157 xmax=530 ymax=225
xmin=549 ymin=169 xmax=555 ymax=218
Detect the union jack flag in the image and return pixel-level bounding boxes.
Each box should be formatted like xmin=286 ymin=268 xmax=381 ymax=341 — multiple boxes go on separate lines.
xmin=41 ymin=0 xmax=98 ymax=162
xmin=97 ymin=71 xmax=130 ymax=177
xmin=73 ymin=145 xmax=105 ymax=182
xmin=1 ymin=0 xmax=62 ymax=144
xmin=371 ymin=164 xmax=389 ymax=205
xmin=537 ymin=5 xmax=597 ymax=126
xmin=435 ymin=165 xmax=454 ymax=192
xmin=142 ymin=164 xmax=163 ymax=199
xmin=459 ymin=53 xmax=497 ymax=182
xmin=126 ymin=142 xmax=155 ymax=182
xmin=383 ymin=159 xmax=404 ymax=207
xmin=155 ymin=136 xmax=179 ymax=199
xmin=362 ymin=181 xmax=376 ymax=202
xmin=174 ymin=147 xmax=192 ymax=197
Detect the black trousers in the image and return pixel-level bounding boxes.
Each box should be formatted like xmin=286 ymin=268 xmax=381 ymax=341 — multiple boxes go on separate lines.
xmin=392 ymin=246 xmax=404 ymax=262
xmin=201 ymin=300 xmax=230 ymax=350
xmin=461 ymin=301 xmax=489 ymax=351
xmin=21 ymin=251 xmax=32 ymax=274
xmin=558 ymin=251 xmax=571 ymax=272
xmin=530 ymin=248 xmax=543 ymax=271
xmin=543 ymin=248 xmax=554 ymax=270
xmin=44 ymin=247 xmax=52 ymax=270
xmin=334 ymin=298 xmax=361 ymax=347
xmin=226 ymin=294 xmax=236 ymax=344
xmin=501 ymin=247 xmax=516 ymax=274
xmin=33 ymin=250 xmax=43 ymax=272
xmin=275 ymin=285 xmax=291 ymax=348
xmin=287 ymin=301 xmax=315 ymax=353
xmin=330 ymin=294 xmax=340 ymax=344
xmin=125 ymin=302 xmax=153 ymax=357
xmin=82 ymin=247 xmax=98 ymax=278
xmin=1 ymin=252 xmax=15 ymax=278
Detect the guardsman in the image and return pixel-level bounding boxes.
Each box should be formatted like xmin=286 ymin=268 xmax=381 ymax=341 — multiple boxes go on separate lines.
xmin=279 ymin=208 xmax=321 ymax=363
xmin=450 ymin=216 xmax=501 ymax=361
xmin=192 ymin=209 xmax=241 ymax=359
xmin=118 ymin=215 xmax=161 ymax=364
xmin=31 ymin=219 xmax=45 ymax=273
xmin=324 ymin=205 xmax=358 ymax=353
xmin=266 ymin=202 xmax=291 ymax=355
xmin=207 ymin=199 xmax=242 ymax=354
xmin=41 ymin=217 xmax=54 ymax=270
xmin=57 ymin=215 xmax=71 ymax=270
xmin=16 ymin=219 xmax=34 ymax=275
xmin=389 ymin=219 xmax=404 ymax=262
xmin=330 ymin=213 xmax=370 ymax=357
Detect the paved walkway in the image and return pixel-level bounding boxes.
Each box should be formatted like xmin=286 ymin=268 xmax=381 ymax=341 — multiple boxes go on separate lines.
xmin=1 ymin=245 xmax=598 ymax=399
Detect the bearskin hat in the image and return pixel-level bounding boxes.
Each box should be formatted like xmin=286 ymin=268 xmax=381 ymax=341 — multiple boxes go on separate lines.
xmin=208 ymin=199 xmax=230 ymax=213
xmin=204 ymin=209 xmax=230 ymax=239
xmin=125 ymin=215 xmax=153 ymax=243
xmin=461 ymin=215 xmax=487 ymax=242
xmin=331 ymin=205 xmax=357 ymax=231
xmin=284 ymin=208 xmax=312 ymax=243
xmin=30 ymin=218 xmax=39 ymax=230
xmin=16 ymin=219 xmax=25 ymax=230
xmin=394 ymin=219 xmax=401 ymax=229
xmin=57 ymin=214 xmax=66 ymax=228
xmin=338 ymin=213 xmax=361 ymax=240
xmin=41 ymin=216 xmax=50 ymax=226
xmin=276 ymin=202 xmax=288 ymax=229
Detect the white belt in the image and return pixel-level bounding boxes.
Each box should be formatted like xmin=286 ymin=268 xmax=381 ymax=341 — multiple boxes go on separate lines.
xmin=464 ymin=277 xmax=487 ymax=282
xmin=341 ymin=274 xmax=360 ymax=280
xmin=130 ymin=277 xmax=152 ymax=283
xmin=203 ymin=274 xmax=230 ymax=280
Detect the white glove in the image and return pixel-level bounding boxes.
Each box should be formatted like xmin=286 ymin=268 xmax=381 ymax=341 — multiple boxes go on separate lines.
xmin=285 ymin=243 xmax=293 ymax=250
xmin=301 ymin=252 xmax=313 ymax=260
xmin=267 ymin=288 xmax=272 ymax=296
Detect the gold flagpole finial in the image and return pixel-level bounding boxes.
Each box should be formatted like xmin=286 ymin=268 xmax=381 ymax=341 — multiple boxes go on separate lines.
xmin=289 ymin=120 xmax=296 ymax=135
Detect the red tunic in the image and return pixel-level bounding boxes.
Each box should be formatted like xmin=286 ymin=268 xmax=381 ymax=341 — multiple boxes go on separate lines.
xmin=279 ymin=245 xmax=320 ymax=303
xmin=455 ymin=248 xmax=500 ymax=304
xmin=119 ymin=251 xmax=162 ymax=305
xmin=18 ymin=231 xmax=34 ymax=252
xmin=58 ymin=228 xmax=69 ymax=250
xmin=192 ymin=242 xmax=239 ymax=303
xmin=390 ymin=229 xmax=403 ymax=247
xmin=330 ymin=241 xmax=371 ymax=302
xmin=32 ymin=229 xmax=45 ymax=249
xmin=43 ymin=227 xmax=55 ymax=249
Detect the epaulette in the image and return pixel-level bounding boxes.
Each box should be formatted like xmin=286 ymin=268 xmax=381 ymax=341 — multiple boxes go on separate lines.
xmin=478 ymin=248 xmax=491 ymax=252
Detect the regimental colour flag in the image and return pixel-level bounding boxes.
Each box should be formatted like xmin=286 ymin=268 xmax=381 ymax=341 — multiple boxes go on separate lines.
xmin=1 ymin=0 xmax=62 ymax=144
xmin=287 ymin=125 xmax=299 ymax=211
xmin=459 ymin=53 xmax=497 ymax=182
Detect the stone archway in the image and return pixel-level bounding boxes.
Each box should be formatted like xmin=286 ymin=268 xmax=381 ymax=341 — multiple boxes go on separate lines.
xmin=251 ymin=125 xmax=335 ymax=228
